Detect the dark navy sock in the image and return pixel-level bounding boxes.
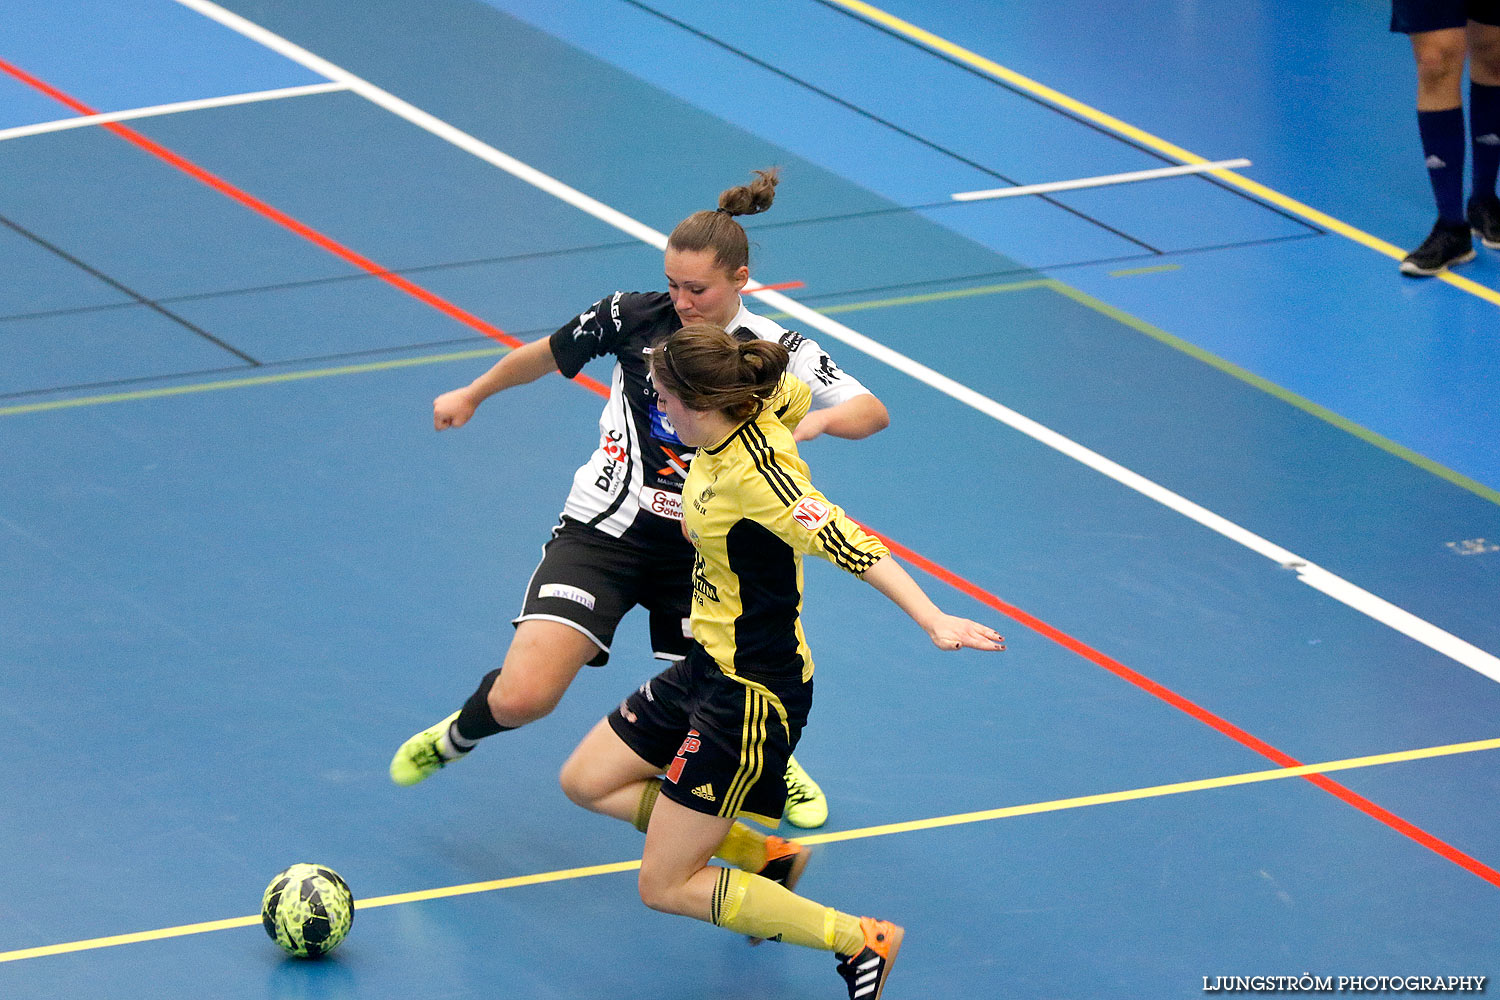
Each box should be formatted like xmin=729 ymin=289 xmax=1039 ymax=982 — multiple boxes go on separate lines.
xmin=453 ymin=668 xmax=513 ymax=743
xmin=1418 ymin=107 xmax=1466 ymax=224
xmin=1470 ymin=83 xmax=1500 ymax=200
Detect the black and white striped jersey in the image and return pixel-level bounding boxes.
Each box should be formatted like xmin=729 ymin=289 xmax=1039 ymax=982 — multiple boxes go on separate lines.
xmin=547 ymin=290 xmax=871 ymax=541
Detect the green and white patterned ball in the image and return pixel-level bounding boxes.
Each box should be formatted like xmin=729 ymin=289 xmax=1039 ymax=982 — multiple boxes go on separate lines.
xmin=261 ymin=864 xmax=354 ymax=958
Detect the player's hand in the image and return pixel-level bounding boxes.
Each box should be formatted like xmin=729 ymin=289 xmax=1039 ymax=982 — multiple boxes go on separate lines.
xmin=925 ymin=615 xmax=1005 ymax=652
xmin=434 ymin=388 xmax=479 ymax=430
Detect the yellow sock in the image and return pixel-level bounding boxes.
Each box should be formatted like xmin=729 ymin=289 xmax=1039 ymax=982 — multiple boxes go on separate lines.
xmin=632 ymin=780 xmax=662 ymax=833
xmin=709 ymin=868 xmax=864 ymax=954
xmin=714 ymin=822 xmax=769 ymax=871
xmin=632 ymin=782 xmax=770 ymax=871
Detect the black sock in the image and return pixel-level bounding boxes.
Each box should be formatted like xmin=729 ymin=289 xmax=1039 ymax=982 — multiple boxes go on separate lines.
xmin=1471 ymin=82 xmax=1500 ymax=200
xmin=452 ymin=668 xmax=514 ymax=744
xmin=1419 ymin=107 xmax=1466 ymax=224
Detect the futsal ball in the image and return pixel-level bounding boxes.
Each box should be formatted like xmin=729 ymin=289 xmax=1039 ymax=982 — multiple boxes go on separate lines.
xmin=261 ymin=863 xmax=354 ymax=958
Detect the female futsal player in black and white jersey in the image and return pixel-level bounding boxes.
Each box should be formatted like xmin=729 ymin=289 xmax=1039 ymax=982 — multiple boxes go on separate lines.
xmin=389 ymin=169 xmax=888 ymax=829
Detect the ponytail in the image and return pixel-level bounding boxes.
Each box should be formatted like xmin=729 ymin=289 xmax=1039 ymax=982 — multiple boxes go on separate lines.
xmin=667 ymin=167 xmax=781 ymax=275
xmin=653 ymin=324 xmax=789 ymax=420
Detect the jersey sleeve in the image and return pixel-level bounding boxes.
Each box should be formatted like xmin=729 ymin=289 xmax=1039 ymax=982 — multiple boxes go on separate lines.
xmin=548 ymin=291 xmax=638 ymax=378
xmin=779 ymin=331 xmax=872 ymax=410
xmin=767 ymin=373 xmax=812 ymax=435
xmin=735 ymin=422 xmax=889 ymax=577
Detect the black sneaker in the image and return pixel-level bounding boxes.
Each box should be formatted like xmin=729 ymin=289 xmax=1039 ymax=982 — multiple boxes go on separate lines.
xmin=835 ymin=918 xmax=904 ymax=999
xmin=1400 ymin=219 xmax=1475 ymax=276
xmin=1468 ymin=195 xmax=1500 ymax=249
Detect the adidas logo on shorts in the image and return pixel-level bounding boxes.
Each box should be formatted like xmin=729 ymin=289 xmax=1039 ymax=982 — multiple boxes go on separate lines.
xmin=692 ymin=783 xmax=716 ymax=802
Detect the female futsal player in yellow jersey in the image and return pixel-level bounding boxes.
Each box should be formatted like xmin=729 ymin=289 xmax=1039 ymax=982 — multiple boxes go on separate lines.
xmin=559 ymin=324 xmax=1004 ymax=999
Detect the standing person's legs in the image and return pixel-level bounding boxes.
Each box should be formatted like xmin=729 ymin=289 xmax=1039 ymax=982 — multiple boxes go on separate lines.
xmin=1395 ymin=3 xmax=1477 ymax=273
xmin=1411 ymin=28 xmax=1468 ymax=224
xmin=1466 ymin=20 xmax=1500 ymax=243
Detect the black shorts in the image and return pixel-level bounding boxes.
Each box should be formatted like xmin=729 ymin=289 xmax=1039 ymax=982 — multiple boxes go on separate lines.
xmin=514 ymin=517 xmax=694 ymax=667
xmin=608 ymin=645 xmax=813 ymax=827
xmin=1392 ymin=0 xmax=1500 ymax=33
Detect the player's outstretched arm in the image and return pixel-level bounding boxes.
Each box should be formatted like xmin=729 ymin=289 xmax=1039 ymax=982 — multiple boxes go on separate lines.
xmin=434 ymin=337 xmax=561 ymax=430
xmin=793 ymin=393 xmax=890 ymax=442
xmin=861 ymin=555 xmax=1005 ymax=652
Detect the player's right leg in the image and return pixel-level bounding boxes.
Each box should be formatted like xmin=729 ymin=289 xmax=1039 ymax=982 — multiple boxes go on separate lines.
xmin=391 ymin=518 xmax=634 ymax=786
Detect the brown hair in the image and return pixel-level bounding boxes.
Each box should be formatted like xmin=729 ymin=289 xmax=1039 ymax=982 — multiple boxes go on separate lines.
xmin=666 ymin=167 xmax=780 ymax=276
xmin=651 ymin=323 xmax=789 ymax=421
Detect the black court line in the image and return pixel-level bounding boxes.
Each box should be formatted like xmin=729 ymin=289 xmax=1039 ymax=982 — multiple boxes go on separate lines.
xmin=0 ymin=330 xmax=532 ymax=403
xmin=0 ymin=237 xmax=649 ymax=325
xmin=621 ymin=0 xmax=1162 ymax=254
xmin=0 ymin=221 xmax=1321 ymax=329
xmin=742 ymin=198 xmax=1328 ymax=253
xmin=0 ymin=214 xmax=261 ymax=365
xmin=0 ymin=223 xmax=1314 ymax=404
xmin=0 ymin=221 xmax=1322 ymax=362
xmin=763 ymin=230 xmax=1326 ymax=306
xmin=811 ymin=0 xmax=1324 ymax=235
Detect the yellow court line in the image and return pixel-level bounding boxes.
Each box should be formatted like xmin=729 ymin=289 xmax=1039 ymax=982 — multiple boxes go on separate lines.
xmin=0 ymin=346 xmax=508 ymax=417
xmin=3 ymin=736 xmax=1495 ymax=965
xmin=825 ymin=0 xmax=1500 ymax=308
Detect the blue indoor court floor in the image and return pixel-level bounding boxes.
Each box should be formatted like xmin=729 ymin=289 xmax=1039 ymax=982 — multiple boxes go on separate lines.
xmin=2 ymin=1 xmax=1498 ymax=997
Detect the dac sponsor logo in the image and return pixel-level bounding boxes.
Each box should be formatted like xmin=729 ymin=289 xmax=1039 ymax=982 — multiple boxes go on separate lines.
xmin=595 ymin=430 xmax=627 ymax=491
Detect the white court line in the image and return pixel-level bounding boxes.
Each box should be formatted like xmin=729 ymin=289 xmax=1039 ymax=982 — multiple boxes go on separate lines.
xmin=952 ymin=158 xmax=1252 ymax=202
xmin=173 ymin=0 xmax=1500 ymax=684
xmin=0 ymin=81 xmax=348 ymax=143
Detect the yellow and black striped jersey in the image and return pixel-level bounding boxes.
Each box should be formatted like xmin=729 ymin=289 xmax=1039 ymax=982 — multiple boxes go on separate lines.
xmin=682 ymin=374 xmax=890 ymax=683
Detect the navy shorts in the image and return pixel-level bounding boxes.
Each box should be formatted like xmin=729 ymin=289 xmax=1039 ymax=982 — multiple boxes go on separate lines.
xmin=1392 ymin=0 xmax=1500 ymax=33
xmin=514 ymin=517 xmax=693 ymax=667
xmin=608 ymin=645 xmax=812 ymax=827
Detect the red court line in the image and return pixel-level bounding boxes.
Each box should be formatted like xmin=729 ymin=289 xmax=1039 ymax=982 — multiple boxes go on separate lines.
xmin=744 ymin=280 xmax=805 ymax=292
xmin=875 ymin=531 xmax=1500 ymax=890
xmin=8 ymin=58 xmax=1495 ymax=891
xmin=0 ymin=57 xmax=608 ymax=396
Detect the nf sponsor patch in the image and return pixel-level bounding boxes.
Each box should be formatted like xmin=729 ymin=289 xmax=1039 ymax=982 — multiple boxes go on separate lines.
xmin=539 ymin=583 xmax=597 ymax=610
xmin=791 ymin=495 xmax=832 ymax=531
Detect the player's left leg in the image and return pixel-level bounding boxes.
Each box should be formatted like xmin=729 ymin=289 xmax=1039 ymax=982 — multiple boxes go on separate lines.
xmin=640 ymin=794 xmax=904 ymax=1000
